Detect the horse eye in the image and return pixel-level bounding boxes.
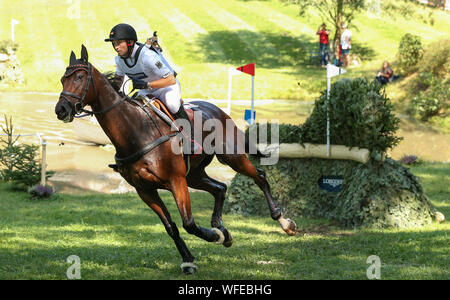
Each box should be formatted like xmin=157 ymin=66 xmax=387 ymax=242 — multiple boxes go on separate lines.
xmin=77 ymin=74 xmax=84 ymax=80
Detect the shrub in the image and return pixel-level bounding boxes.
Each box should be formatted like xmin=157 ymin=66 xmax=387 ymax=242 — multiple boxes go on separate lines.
xmin=418 ymin=38 xmax=450 ymax=79
xmin=225 ymin=157 xmax=436 ymax=228
xmin=397 ymin=33 xmax=423 ymax=74
xmin=249 ymin=78 xmax=402 ymax=155
xmin=409 ymin=80 xmax=449 ymax=121
xmin=405 ymin=38 xmax=450 ymax=122
xmin=0 ymin=115 xmax=52 ymax=190
xmin=0 ymin=143 xmax=42 ymax=189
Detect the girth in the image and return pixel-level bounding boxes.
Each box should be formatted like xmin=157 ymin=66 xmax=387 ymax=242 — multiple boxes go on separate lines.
xmin=114 ymin=132 xmax=178 ymax=165
xmin=114 ymin=96 xmax=180 ymax=166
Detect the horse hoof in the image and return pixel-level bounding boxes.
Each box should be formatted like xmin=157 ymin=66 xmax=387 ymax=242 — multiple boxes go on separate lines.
xmin=180 ymin=262 xmax=197 ymax=275
xmin=212 ymin=227 xmax=225 ymax=245
xmin=220 ymin=227 xmax=233 ymax=248
xmin=278 ymin=216 xmax=298 ymax=236
xmin=285 ymin=218 xmax=298 ymax=236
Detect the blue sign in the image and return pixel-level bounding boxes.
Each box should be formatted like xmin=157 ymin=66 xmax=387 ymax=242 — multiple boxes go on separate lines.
xmin=244 ymin=109 xmax=256 ymax=124
xmin=318 ymin=176 xmax=344 ymax=192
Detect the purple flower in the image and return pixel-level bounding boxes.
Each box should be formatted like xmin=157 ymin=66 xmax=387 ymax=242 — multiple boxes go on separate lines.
xmin=29 ymin=184 xmax=54 ymax=199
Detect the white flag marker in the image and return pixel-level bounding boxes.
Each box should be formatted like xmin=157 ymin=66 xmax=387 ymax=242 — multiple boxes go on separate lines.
xmin=326 ymin=63 xmax=346 ymax=156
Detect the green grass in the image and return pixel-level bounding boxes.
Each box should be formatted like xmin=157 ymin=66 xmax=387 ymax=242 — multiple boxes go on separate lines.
xmin=1 ymin=0 xmax=449 ymax=100
xmin=0 ymin=162 xmax=448 ymax=279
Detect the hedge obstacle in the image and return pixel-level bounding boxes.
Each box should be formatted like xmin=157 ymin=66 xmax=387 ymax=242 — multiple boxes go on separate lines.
xmin=225 ymin=78 xmax=444 ymax=228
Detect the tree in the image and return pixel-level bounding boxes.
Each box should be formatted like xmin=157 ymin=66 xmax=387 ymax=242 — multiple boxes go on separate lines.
xmin=298 ymin=0 xmax=366 ymax=58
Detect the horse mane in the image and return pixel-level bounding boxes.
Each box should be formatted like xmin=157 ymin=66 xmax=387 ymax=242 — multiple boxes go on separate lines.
xmin=102 ymin=71 xmax=121 ymax=93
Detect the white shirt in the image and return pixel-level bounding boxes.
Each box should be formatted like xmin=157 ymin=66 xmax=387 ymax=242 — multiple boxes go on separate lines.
xmin=340 ymin=29 xmax=352 ymax=50
xmin=115 ymin=43 xmax=173 ymax=83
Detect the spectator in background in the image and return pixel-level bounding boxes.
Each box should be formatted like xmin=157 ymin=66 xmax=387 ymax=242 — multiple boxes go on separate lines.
xmin=376 ymin=61 xmax=394 ymax=85
xmin=316 ymin=23 xmax=330 ymax=67
xmin=340 ymin=24 xmax=352 ymax=67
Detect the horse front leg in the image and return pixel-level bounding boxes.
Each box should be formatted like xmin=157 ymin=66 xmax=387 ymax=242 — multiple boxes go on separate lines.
xmin=136 ymin=188 xmax=196 ymax=274
xmin=170 ymin=176 xmax=225 ymax=245
xmin=186 ymin=169 xmax=233 ymax=247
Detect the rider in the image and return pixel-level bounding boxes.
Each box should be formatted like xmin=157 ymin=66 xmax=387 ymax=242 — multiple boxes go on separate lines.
xmin=105 ymin=23 xmax=201 ymax=155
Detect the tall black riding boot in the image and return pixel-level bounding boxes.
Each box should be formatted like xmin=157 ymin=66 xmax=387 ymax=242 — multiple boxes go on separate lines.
xmin=172 ymin=105 xmax=202 ymax=155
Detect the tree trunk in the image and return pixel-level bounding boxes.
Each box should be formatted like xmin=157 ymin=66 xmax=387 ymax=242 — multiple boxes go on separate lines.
xmin=333 ymin=0 xmax=344 ymax=59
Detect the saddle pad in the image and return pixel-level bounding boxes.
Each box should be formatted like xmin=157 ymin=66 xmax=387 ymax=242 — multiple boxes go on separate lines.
xmin=151 ymin=98 xmax=196 ymax=123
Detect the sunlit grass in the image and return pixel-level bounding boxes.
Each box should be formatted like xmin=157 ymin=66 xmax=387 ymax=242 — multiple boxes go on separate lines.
xmin=0 ymin=162 xmax=448 ymax=279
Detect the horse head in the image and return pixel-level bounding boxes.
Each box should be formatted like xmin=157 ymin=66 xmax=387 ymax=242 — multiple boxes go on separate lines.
xmin=55 ymin=45 xmax=97 ymax=122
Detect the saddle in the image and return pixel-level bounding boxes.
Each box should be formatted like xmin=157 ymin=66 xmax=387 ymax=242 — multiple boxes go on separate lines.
xmin=119 ymin=95 xmax=200 ymax=174
xmin=150 ymin=97 xmax=196 ymax=125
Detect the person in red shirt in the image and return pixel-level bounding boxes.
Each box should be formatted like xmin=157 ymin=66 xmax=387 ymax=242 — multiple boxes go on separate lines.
xmin=317 ymin=23 xmax=330 ymax=67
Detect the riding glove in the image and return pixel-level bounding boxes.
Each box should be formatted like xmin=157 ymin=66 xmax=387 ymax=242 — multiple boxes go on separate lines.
xmin=131 ymin=78 xmax=148 ymax=90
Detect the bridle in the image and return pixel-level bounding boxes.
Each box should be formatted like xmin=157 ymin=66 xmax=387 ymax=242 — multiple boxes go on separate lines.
xmin=59 ymin=62 xmax=125 ymax=116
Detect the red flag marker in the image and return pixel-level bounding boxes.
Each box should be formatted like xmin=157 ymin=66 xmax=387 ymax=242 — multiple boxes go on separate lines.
xmin=237 ymin=62 xmax=255 ymax=76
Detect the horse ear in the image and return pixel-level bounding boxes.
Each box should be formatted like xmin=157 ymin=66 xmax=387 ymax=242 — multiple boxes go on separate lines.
xmin=80 ymin=44 xmax=88 ymax=63
xmin=69 ymin=51 xmax=76 ymax=66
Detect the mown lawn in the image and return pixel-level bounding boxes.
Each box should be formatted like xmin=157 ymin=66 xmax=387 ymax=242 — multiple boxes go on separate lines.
xmin=0 ymin=162 xmax=448 ymax=280
xmin=1 ymin=0 xmax=449 ymax=100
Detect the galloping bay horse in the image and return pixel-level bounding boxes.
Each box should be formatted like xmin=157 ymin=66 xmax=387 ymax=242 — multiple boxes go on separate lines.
xmin=55 ymin=46 xmax=297 ymax=274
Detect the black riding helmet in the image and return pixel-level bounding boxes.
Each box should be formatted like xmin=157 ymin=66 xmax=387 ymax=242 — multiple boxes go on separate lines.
xmin=105 ymin=23 xmax=137 ymax=42
xmin=105 ymin=23 xmax=137 ymax=58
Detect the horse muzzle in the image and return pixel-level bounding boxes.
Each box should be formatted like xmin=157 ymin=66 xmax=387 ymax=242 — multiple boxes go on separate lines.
xmin=55 ymin=98 xmax=75 ymax=123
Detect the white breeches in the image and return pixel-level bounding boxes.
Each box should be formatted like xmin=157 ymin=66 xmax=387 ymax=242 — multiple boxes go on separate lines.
xmin=138 ymin=80 xmax=181 ymax=114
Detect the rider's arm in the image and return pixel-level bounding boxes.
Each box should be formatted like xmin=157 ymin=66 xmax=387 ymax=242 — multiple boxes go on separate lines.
xmin=148 ymin=74 xmax=176 ymax=89
xmin=143 ymin=51 xmax=176 ymax=89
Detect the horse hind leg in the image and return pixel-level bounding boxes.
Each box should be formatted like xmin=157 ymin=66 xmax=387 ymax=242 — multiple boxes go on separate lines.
xmin=136 ymin=188 xmax=197 ymax=275
xmin=170 ymin=176 xmax=226 ymax=244
xmin=186 ymin=168 xmax=233 ymax=247
xmin=217 ymin=153 xmax=297 ymax=236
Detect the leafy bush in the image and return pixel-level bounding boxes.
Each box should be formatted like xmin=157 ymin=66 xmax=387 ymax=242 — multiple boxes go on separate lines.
xmin=249 ymin=78 xmax=402 ymax=155
xmin=407 ymin=39 xmax=450 ymax=121
xmin=409 ymin=80 xmax=449 ymax=121
xmin=397 ymin=33 xmax=423 ymax=74
xmin=225 ymin=157 xmax=436 ymax=228
xmin=418 ymin=38 xmax=450 ymax=79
